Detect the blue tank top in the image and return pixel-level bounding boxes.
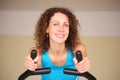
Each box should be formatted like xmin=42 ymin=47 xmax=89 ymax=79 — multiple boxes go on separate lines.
xmin=41 ymin=49 xmax=79 ymax=80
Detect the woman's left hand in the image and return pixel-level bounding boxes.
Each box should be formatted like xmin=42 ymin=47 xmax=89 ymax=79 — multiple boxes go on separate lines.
xmin=73 ymin=57 xmax=90 ymax=73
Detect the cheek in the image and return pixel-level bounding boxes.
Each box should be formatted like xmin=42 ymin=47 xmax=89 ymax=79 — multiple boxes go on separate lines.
xmin=51 ymin=28 xmax=57 ymax=34
xmin=48 ymin=27 xmax=56 ymax=36
xmin=66 ymin=28 xmax=69 ymax=34
xmin=65 ymin=28 xmax=69 ymax=38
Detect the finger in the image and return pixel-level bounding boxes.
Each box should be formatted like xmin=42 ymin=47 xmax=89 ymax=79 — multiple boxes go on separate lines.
xmin=34 ymin=55 xmax=40 ymax=62
xmin=77 ymin=57 xmax=89 ymax=67
xmin=25 ymin=55 xmax=34 ymax=64
xmin=25 ymin=59 xmax=38 ymax=70
xmin=25 ymin=64 xmax=35 ymax=71
xmin=33 ymin=54 xmax=41 ymax=67
xmin=77 ymin=60 xmax=87 ymax=68
xmin=73 ymin=57 xmax=78 ymax=64
xmin=25 ymin=56 xmax=37 ymax=71
xmin=78 ymin=64 xmax=90 ymax=73
xmin=26 ymin=65 xmax=37 ymax=71
xmin=77 ymin=62 xmax=89 ymax=73
xmin=25 ymin=59 xmax=36 ymax=67
xmin=77 ymin=57 xmax=90 ymax=73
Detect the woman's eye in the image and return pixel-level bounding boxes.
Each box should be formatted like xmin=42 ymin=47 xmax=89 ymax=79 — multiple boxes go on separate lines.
xmin=53 ymin=23 xmax=59 ymax=26
xmin=64 ymin=24 xmax=69 ymax=27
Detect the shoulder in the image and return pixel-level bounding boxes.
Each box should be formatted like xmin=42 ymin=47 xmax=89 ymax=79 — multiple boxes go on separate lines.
xmin=73 ymin=42 xmax=87 ymax=57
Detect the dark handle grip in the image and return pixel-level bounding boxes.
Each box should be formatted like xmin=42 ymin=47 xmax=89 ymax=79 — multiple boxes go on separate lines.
xmin=64 ymin=68 xmax=96 ymax=80
xmin=76 ymin=50 xmax=82 ymax=62
xmin=31 ymin=49 xmax=37 ymax=60
xmin=18 ymin=68 xmax=51 ymax=80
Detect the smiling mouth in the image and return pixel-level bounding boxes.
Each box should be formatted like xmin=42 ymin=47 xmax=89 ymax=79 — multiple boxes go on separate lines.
xmin=56 ymin=34 xmax=65 ymax=38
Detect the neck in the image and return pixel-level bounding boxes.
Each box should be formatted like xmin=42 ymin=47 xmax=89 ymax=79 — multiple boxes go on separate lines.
xmin=48 ymin=42 xmax=67 ymax=56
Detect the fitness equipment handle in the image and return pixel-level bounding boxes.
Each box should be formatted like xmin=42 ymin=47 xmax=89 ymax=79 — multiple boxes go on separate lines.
xmin=18 ymin=50 xmax=51 ymax=80
xmin=64 ymin=50 xmax=97 ymax=80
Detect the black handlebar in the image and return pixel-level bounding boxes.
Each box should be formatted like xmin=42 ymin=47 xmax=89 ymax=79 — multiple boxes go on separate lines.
xmin=63 ymin=50 xmax=97 ymax=80
xmin=18 ymin=50 xmax=51 ymax=80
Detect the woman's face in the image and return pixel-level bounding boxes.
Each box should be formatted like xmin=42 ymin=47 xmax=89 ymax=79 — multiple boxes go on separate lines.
xmin=46 ymin=12 xmax=69 ymax=44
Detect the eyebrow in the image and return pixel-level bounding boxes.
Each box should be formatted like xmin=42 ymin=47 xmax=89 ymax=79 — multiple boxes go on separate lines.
xmin=51 ymin=20 xmax=69 ymax=24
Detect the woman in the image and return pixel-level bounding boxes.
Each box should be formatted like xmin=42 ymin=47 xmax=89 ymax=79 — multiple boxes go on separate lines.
xmin=25 ymin=7 xmax=90 ymax=80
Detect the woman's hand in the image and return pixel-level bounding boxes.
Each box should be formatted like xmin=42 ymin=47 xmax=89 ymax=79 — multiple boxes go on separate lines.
xmin=25 ymin=47 xmax=41 ymax=71
xmin=73 ymin=57 xmax=90 ymax=73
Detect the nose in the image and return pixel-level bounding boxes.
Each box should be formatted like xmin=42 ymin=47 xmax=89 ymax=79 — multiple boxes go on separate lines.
xmin=59 ymin=25 xmax=64 ymax=32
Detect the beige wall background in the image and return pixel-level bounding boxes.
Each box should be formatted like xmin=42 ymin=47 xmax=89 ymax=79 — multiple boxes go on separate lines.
xmin=0 ymin=0 xmax=120 ymax=80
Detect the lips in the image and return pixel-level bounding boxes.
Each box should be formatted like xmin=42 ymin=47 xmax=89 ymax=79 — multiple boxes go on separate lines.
xmin=56 ymin=34 xmax=65 ymax=38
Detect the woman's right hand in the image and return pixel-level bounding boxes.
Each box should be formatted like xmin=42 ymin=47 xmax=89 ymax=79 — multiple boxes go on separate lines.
xmin=25 ymin=47 xmax=41 ymax=71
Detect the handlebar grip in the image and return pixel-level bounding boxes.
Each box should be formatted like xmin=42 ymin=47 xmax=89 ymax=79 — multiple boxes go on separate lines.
xmin=31 ymin=68 xmax=51 ymax=75
xmin=76 ymin=50 xmax=82 ymax=62
xmin=64 ymin=68 xmax=96 ymax=80
xmin=31 ymin=49 xmax=37 ymax=60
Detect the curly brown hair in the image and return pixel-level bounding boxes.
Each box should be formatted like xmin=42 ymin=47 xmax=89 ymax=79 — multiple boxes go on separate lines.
xmin=34 ymin=7 xmax=81 ymax=53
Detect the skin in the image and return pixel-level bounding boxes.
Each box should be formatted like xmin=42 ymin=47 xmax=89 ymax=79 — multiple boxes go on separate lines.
xmin=25 ymin=12 xmax=90 ymax=73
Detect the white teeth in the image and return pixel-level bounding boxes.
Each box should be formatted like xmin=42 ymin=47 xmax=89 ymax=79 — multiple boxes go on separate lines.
xmin=56 ymin=34 xmax=64 ymax=38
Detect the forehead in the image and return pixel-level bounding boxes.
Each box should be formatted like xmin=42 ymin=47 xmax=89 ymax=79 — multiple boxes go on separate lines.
xmin=50 ymin=12 xmax=69 ymax=22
